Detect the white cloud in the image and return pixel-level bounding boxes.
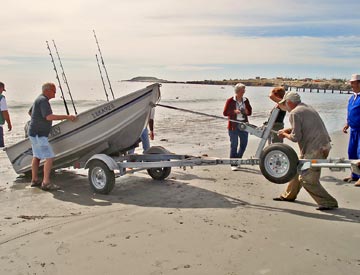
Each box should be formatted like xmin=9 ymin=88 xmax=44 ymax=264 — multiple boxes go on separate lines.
xmin=1 ymin=0 xmax=359 ymax=101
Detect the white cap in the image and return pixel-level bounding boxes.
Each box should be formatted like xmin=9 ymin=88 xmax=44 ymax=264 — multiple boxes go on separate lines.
xmin=350 ymin=74 xmax=360 ymax=82
xmin=279 ymin=91 xmax=301 ymax=104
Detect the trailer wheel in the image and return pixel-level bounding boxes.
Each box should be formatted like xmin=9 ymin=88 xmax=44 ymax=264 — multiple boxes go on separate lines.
xmin=260 ymin=144 xmax=298 ymax=184
xmin=88 ymin=160 xmax=115 ymax=194
xmin=147 ymin=167 xmax=171 ymax=180
xmin=145 ymin=146 xmax=172 ymax=180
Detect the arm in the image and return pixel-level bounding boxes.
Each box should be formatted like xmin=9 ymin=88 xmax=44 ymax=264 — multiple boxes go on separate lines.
xmin=223 ymin=99 xmax=232 ymax=116
xmin=244 ymin=98 xmax=252 ymax=116
xmin=46 ymin=114 xmax=76 ymax=121
xmin=148 ymin=119 xmax=154 ymax=140
xmin=280 ymin=113 xmax=300 ymax=142
xmin=344 ymin=104 xmax=349 ymax=133
xmin=344 ymin=99 xmax=350 ymax=133
xmin=1 ymin=110 xmax=12 ymax=131
xmin=223 ymin=99 xmax=239 ymax=116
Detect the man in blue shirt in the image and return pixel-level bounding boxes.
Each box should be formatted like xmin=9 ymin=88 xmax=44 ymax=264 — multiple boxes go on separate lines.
xmin=343 ymin=74 xmax=360 ymax=187
xmin=29 ymin=83 xmax=76 ymax=190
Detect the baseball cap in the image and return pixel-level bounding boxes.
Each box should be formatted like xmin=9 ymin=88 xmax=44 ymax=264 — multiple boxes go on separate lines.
xmin=0 ymin=82 xmax=5 ymax=91
xmin=279 ymin=91 xmax=301 ymax=104
xmin=350 ymin=74 xmax=360 ymax=82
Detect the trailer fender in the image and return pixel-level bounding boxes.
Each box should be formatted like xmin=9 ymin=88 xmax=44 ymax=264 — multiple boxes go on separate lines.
xmin=85 ymin=154 xmax=118 ymax=171
xmin=144 ymin=146 xmax=172 ymax=155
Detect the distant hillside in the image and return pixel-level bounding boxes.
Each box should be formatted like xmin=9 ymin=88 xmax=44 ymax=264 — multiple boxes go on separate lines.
xmin=127 ymin=76 xmax=169 ymax=83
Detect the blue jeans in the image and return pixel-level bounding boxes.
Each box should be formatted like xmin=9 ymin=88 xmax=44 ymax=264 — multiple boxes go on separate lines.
xmin=129 ymin=128 xmax=150 ymax=154
xmin=348 ymin=128 xmax=360 ymax=180
xmin=228 ymin=127 xmax=248 ymax=161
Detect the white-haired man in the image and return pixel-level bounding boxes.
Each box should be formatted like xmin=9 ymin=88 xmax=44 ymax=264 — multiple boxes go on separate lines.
xmin=223 ymin=83 xmax=252 ymax=171
xmin=274 ymin=92 xmax=338 ymax=211
xmin=28 ymin=83 xmax=76 ymax=190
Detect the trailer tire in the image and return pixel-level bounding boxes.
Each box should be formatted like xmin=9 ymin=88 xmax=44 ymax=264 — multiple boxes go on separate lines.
xmin=88 ymin=160 xmax=115 ymax=194
xmin=146 ymin=146 xmax=172 ymax=180
xmin=147 ymin=167 xmax=172 ymax=180
xmin=260 ymin=144 xmax=298 ymax=184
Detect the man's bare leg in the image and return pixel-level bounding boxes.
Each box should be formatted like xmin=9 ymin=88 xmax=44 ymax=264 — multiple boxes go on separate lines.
xmin=42 ymin=158 xmax=53 ymax=184
xmin=31 ymin=157 xmax=40 ymax=182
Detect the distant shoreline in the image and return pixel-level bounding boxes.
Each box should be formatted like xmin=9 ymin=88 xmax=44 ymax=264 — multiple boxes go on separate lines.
xmin=125 ymin=76 xmax=351 ymax=91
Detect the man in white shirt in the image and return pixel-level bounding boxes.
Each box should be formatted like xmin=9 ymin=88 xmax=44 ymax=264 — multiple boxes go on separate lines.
xmin=0 ymin=82 xmax=12 ymax=147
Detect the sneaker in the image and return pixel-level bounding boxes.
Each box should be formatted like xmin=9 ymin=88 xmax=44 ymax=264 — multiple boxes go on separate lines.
xmin=316 ymin=205 xmax=338 ymax=211
xmin=273 ymin=196 xmax=295 ymax=202
xmin=343 ymin=176 xmax=357 ymax=183
xmin=231 ymin=166 xmax=240 ymax=171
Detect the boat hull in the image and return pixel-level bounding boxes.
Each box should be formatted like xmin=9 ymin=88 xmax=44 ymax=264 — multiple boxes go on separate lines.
xmin=5 ymin=83 xmax=161 ymax=174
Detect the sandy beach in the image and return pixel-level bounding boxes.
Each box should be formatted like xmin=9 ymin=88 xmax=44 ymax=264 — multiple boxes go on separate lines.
xmin=0 ymin=128 xmax=359 ymax=275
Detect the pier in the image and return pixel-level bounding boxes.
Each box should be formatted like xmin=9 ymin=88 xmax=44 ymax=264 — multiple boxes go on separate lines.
xmin=290 ymin=86 xmax=351 ymax=94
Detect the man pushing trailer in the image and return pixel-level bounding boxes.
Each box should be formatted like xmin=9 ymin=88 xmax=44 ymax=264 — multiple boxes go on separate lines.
xmin=272 ymin=92 xmax=338 ymax=211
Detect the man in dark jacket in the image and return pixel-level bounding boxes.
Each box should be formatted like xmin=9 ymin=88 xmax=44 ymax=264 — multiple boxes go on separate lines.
xmin=223 ymin=83 xmax=252 ymax=171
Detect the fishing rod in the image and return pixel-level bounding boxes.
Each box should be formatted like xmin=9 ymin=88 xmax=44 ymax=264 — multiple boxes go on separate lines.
xmin=96 ymin=54 xmax=109 ymax=102
xmin=93 ymin=30 xmax=115 ymax=100
xmin=52 ymin=40 xmax=78 ymax=115
xmin=46 ymin=40 xmax=70 ymax=115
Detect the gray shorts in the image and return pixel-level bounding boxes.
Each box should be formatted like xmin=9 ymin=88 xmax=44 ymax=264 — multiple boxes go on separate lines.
xmin=29 ymin=135 xmax=55 ymax=159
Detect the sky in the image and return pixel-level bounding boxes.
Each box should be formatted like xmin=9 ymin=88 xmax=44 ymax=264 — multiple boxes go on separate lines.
xmin=1 ymin=0 xmax=360 ymax=101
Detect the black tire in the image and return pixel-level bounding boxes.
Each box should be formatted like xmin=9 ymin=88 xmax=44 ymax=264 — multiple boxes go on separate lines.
xmin=88 ymin=160 xmax=115 ymax=194
xmin=145 ymin=146 xmax=172 ymax=180
xmin=147 ymin=167 xmax=171 ymax=180
xmin=260 ymin=144 xmax=299 ymax=184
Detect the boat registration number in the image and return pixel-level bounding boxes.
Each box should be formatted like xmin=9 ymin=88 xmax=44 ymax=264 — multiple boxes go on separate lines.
xmin=91 ymin=103 xmax=115 ymax=119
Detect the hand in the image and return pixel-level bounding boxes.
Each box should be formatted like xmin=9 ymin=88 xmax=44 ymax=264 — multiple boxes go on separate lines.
xmin=7 ymin=123 xmax=12 ymax=131
xmin=283 ymin=128 xmax=292 ymax=134
xmin=278 ymin=129 xmax=290 ymax=138
xmin=234 ymin=109 xmax=241 ymax=114
xmin=149 ymin=131 xmax=154 ymax=140
xmin=343 ymin=124 xmax=349 ymax=134
xmin=277 ymin=130 xmax=286 ymax=138
xmin=67 ymin=115 xmax=77 ymax=122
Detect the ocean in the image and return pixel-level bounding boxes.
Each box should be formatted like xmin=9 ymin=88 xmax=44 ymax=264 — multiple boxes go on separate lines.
xmin=4 ymin=82 xmax=349 ymax=151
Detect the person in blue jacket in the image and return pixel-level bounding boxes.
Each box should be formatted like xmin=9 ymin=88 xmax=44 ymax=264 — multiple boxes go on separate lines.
xmin=343 ymin=74 xmax=360 ymax=187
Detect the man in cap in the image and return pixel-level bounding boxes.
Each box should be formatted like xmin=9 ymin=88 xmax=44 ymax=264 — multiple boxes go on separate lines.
xmin=274 ymin=91 xmax=338 ymax=210
xmin=343 ymin=74 xmax=360 ymax=187
xmin=0 ymin=82 xmax=12 ymax=147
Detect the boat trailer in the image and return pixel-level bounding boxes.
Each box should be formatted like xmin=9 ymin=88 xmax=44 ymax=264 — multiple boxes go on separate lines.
xmin=82 ymin=107 xmax=358 ymax=194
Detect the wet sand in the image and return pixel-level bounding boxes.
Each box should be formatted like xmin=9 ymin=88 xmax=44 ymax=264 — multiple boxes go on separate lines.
xmin=0 ymin=131 xmax=359 ymax=275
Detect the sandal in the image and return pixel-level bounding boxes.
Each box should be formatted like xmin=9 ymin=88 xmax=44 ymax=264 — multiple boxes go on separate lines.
xmin=30 ymin=180 xmax=41 ymax=187
xmin=41 ymin=183 xmax=60 ymax=191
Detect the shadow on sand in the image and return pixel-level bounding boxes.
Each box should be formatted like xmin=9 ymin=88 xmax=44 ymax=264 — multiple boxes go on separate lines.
xmin=13 ymin=170 xmax=360 ymax=224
